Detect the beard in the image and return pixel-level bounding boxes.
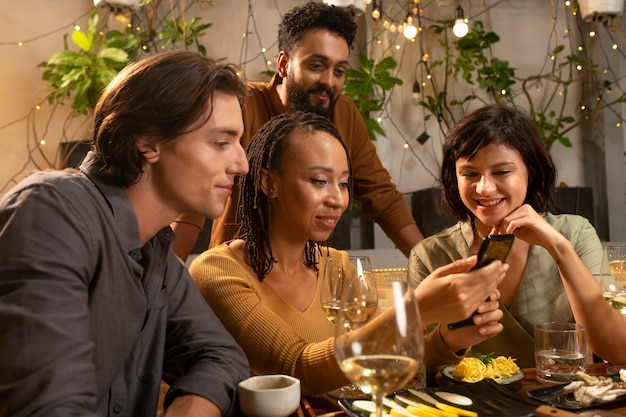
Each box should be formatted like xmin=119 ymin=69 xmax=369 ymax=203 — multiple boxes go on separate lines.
xmin=285 ymin=76 xmax=336 ymax=117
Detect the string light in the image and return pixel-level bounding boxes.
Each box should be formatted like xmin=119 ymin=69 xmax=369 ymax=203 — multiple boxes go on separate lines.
xmin=453 ymin=4 xmax=469 ymax=38
xmin=2 ymin=0 xmax=626 ymax=193
xmin=411 ymin=81 xmax=421 ymax=106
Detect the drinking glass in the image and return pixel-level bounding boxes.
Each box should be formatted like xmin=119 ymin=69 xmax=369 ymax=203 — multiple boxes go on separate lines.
xmin=534 ymin=322 xmax=586 ymax=383
xmin=599 ymin=245 xmax=626 ymax=315
xmin=321 ymin=255 xmax=378 ymax=398
xmin=334 ymin=273 xmax=424 ymax=417
xmin=320 ymin=254 xmax=378 ymax=325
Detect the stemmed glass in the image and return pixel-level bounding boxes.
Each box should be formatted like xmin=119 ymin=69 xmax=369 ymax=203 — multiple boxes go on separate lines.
xmin=600 ymin=245 xmax=626 ymax=315
xmin=320 ymin=255 xmax=378 ymax=324
xmin=334 ymin=271 xmax=424 ymax=417
xmin=320 ymin=254 xmax=378 ymax=398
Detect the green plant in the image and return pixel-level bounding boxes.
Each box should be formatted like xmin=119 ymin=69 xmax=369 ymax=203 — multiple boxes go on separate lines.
xmin=38 ymin=2 xmax=212 ymax=117
xmin=38 ymin=10 xmax=140 ymax=115
xmin=158 ymin=17 xmax=211 ymax=56
xmin=343 ymin=54 xmax=403 ymax=140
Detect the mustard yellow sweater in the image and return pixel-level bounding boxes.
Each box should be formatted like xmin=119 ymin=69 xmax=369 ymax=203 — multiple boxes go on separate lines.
xmin=189 ymin=244 xmax=463 ymax=396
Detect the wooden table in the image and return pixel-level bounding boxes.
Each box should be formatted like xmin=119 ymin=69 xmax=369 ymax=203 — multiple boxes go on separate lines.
xmin=299 ymin=362 xmax=626 ymax=416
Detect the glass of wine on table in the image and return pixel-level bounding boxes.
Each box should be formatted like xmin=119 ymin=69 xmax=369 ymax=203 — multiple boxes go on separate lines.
xmin=599 ymin=245 xmax=626 ymax=315
xmin=321 ymin=254 xmax=378 ymax=399
xmin=334 ymin=265 xmax=424 ymax=417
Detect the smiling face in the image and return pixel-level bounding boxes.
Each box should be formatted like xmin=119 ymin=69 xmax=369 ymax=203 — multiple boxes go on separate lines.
xmin=279 ymin=29 xmax=350 ymax=116
xmin=268 ymin=129 xmax=350 ymax=243
xmin=148 ymin=93 xmax=248 ymax=220
xmin=455 ymin=143 xmax=529 ymax=235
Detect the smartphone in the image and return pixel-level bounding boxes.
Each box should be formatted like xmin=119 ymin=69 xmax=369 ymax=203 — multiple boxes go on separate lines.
xmin=447 ymin=234 xmax=515 ymax=330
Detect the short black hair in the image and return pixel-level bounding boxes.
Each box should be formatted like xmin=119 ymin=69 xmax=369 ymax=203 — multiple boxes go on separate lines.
xmin=278 ymin=1 xmax=357 ymax=54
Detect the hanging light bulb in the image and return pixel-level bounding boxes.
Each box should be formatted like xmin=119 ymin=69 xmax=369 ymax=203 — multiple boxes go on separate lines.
xmin=452 ymin=5 xmax=469 ymax=38
xmin=403 ymin=23 xmax=418 ymax=39
xmin=411 ymin=81 xmax=421 ymax=105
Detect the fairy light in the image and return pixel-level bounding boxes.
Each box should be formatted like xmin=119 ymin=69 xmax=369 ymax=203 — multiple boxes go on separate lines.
xmin=2 ymin=0 xmax=625 ymax=181
xmin=453 ymin=4 xmax=469 ymax=38
xmin=617 ymin=122 xmax=622 ymax=128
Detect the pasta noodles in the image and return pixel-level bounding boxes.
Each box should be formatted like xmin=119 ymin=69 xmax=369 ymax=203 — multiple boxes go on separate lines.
xmin=452 ymin=355 xmax=519 ymax=382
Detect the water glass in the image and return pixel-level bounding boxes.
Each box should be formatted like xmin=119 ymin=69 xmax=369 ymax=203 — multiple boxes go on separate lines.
xmin=534 ymin=322 xmax=586 ymax=383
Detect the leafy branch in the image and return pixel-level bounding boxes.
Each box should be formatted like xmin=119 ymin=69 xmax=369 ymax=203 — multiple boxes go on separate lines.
xmin=343 ymin=54 xmax=403 ymax=140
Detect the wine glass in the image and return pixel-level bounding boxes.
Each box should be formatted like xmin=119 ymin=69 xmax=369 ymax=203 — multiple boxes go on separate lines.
xmin=600 ymin=245 xmax=626 ymax=315
xmin=334 ymin=272 xmax=424 ymax=417
xmin=320 ymin=255 xmax=378 ymax=324
xmin=321 ymin=254 xmax=378 ymax=398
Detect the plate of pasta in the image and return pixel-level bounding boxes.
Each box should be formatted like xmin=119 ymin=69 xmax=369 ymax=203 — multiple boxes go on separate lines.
xmin=442 ymin=353 xmax=524 ymax=385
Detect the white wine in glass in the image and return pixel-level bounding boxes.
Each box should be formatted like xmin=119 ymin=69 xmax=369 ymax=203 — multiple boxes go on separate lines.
xmin=320 ymin=255 xmax=378 ymax=324
xmin=600 ymin=245 xmax=626 ymax=315
xmin=335 ymin=275 xmax=424 ymax=417
xmin=321 ymin=254 xmax=378 ymax=399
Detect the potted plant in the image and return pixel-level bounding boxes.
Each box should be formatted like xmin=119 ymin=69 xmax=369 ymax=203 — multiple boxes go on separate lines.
xmin=35 ymin=0 xmax=212 ymax=169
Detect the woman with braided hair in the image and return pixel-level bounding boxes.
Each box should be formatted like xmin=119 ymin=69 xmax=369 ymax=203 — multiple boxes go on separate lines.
xmin=190 ymin=111 xmax=507 ymax=396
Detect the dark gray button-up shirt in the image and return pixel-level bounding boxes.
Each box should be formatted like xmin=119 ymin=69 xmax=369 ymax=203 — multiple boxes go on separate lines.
xmin=0 ymin=153 xmax=249 ymax=417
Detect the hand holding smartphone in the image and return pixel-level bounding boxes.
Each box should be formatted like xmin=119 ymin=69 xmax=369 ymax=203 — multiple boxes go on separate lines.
xmin=447 ymin=234 xmax=514 ymax=330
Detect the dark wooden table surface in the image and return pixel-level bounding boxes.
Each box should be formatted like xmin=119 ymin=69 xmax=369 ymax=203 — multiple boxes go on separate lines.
xmin=298 ymin=362 xmax=626 ymax=417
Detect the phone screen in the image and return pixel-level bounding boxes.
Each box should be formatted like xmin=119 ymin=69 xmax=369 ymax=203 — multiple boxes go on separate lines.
xmin=471 ymin=234 xmax=515 ymax=270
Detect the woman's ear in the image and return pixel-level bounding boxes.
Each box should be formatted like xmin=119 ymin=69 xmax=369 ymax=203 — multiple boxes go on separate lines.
xmin=260 ymin=168 xmax=277 ymax=198
xmin=137 ymin=138 xmax=160 ymax=164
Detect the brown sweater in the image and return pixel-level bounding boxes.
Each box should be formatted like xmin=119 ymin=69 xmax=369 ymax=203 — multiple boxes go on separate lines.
xmin=206 ymin=74 xmax=417 ymax=246
xmin=190 ymin=244 xmax=464 ymax=396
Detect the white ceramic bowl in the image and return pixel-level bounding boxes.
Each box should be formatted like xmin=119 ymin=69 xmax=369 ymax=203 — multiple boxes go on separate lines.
xmin=238 ymin=374 xmax=301 ymax=417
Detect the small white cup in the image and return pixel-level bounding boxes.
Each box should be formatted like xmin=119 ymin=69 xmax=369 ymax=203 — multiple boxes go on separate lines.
xmin=238 ymin=375 xmax=301 ymax=417
xmin=534 ymin=322 xmax=586 ymax=383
